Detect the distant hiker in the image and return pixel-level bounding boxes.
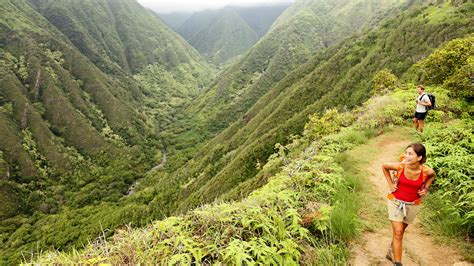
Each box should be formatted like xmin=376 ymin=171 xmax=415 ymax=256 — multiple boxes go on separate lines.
xmin=413 ymin=85 xmax=431 ymax=133
xmin=382 ymin=143 xmax=435 ymax=266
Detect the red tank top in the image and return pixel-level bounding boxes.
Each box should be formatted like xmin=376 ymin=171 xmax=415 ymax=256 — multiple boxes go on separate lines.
xmin=392 ymin=168 xmax=423 ymax=202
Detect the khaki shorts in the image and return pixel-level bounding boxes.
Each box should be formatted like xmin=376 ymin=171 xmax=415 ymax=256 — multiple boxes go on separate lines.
xmin=387 ymin=199 xmax=420 ymax=224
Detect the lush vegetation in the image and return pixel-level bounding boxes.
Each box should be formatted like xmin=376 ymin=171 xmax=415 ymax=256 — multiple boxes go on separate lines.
xmin=420 ymin=119 xmax=473 ymax=259
xmin=141 ymin=0 xmax=473 ymax=217
xmin=414 ymin=35 xmax=473 ymax=259
xmin=31 ymin=31 xmax=474 ymax=264
xmin=30 ymin=0 xmax=208 ymax=74
xmin=28 ymin=77 xmax=394 ymax=264
xmin=31 ymin=68 xmax=472 ymax=265
xmin=160 ymin=4 xmax=289 ymax=65
xmin=177 ymin=8 xmax=258 ymax=66
xmin=1 ymin=0 xmax=473 ymax=264
xmin=136 ymin=0 xmax=417 ymax=215
xmin=185 ymin=0 xmax=407 ymax=142
xmin=0 ymin=0 xmax=211 ymax=263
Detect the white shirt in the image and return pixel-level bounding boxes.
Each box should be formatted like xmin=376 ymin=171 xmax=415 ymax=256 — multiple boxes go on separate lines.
xmin=416 ymin=94 xmax=430 ymax=113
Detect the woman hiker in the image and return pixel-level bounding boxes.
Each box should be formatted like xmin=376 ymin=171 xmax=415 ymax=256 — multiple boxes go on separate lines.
xmin=382 ymin=143 xmax=435 ymax=266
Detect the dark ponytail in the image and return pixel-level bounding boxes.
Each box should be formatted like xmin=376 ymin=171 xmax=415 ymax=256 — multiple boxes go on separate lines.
xmin=407 ymin=143 xmax=427 ymax=164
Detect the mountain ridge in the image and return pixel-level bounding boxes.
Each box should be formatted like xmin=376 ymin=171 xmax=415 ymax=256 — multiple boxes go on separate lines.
xmin=163 ymin=0 xmax=474 ymax=213
xmin=1 ymin=0 xmax=472 ymax=264
xmin=29 ymin=33 xmax=474 ymax=261
xmin=0 ymin=0 xmax=212 ymax=263
xmin=159 ymin=4 xmax=289 ymax=65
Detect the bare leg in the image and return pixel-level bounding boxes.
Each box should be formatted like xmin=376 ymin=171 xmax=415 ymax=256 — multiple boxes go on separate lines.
xmin=419 ymin=120 xmax=425 ymax=133
xmin=413 ymin=117 xmax=419 ymax=131
xmin=391 ymin=221 xmax=406 ymax=263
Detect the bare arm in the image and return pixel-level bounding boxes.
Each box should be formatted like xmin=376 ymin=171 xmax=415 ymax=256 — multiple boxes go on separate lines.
xmin=419 ymin=168 xmax=436 ymax=196
xmin=382 ymin=162 xmax=400 ymax=192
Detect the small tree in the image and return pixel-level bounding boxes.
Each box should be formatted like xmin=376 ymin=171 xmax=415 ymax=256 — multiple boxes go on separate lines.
xmin=371 ymin=68 xmax=399 ymax=95
xmin=416 ymin=36 xmax=473 ymax=100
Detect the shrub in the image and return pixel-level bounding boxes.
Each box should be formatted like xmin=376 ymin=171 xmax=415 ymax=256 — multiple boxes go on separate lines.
xmin=416 ymin=35 xmax=474 ymax=99
xmin=371 ymin=68 xmax=399 ymax=95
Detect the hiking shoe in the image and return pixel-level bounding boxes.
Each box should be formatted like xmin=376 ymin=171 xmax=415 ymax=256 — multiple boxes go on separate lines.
xmin=385 ymin=246 xmax=393 ymax=262
xmin=393 ymin=262 xmax=402 ymax=266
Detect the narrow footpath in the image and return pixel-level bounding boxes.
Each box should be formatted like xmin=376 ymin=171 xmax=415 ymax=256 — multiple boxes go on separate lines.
xmin=348 ymin=128 xmax=471 ymax=266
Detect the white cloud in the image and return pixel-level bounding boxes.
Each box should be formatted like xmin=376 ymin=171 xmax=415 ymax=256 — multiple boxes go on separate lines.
xmin=137 ymin=0 xmax=294 ymax=13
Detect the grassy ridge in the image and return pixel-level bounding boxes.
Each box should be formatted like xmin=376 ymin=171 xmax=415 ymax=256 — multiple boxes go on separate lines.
xmin=30 ymin=0 xmax=208 ymax=74
xmin=1 ymin=1 xmax=472 ymax=264
xmin=178 ymin=8 xmax=258 ymax=66
xmin=33 ymin=54 xmax=473 ymax=262
xmin=0 ymin=0 xmax=211 ymax=263
xmin=159 ymin=1 xmax=474 ymax=214
xmin=142 ymin=0 xmax=417 ymax=213
xmin=166 ymin=4 xmax=289 ymax=66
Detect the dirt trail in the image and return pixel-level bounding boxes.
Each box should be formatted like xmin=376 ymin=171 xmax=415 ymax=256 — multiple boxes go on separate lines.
xmin=350 ymin=134 xmax=470 ymax=266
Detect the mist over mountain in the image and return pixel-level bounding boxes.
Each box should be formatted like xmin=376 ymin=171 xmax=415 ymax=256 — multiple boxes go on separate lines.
xmin=234 ymin=4 xmax=291 ymax=37
xmin=157 ymin=11 xmax=193 ymax=29
xmin=158 ymin=4 xmax=290 ymax=65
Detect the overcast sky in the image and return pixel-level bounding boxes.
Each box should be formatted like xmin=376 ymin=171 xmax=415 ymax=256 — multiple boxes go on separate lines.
xmin=137 ymin=0 xmax=294 ymax=13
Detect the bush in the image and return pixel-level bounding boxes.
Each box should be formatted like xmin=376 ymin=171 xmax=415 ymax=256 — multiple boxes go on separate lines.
xmin=371 ymin=68 xmax=399 ymax=95
xmin=416 ymin=35 xmax=474 ymax=100
xmin=421 ymin=119 xmax=474 ymax=238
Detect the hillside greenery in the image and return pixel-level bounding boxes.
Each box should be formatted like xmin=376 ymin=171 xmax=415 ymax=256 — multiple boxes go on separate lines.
xmin=0 ymin=0 xmax=211 ymax=263
xmin=30 ymin=0 xmax=208 ymax=74
xmin=160 ymin=0 xmax=412 ymax=173
xmin=140 ymin=1 xmax=473 ymax=217
xmin=177 ymin=8 xmax=258 ymax=66
xmin=30 ymin=37 xmax=474 ymax=261
xmin=1 ymin=0 xmax=473 ymax=264
xmin=162 ymin=4 xmax=289 ymax=66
